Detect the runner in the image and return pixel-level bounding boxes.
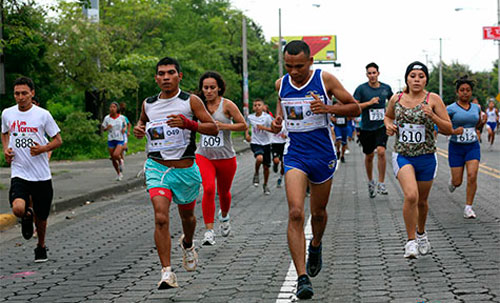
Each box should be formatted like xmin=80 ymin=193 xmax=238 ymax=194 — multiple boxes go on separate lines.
xmin=271 ymin=125 xmax=287 ymax=188
xmin=119 ymin=102 xmax=132 ymax=164
xmin=447 ymin=76 xmax=484 ymax=218
xmin=102 ymin=102 xmax=127 ymax=180
xmin=384 ymin=61 xmax=452 ymax=259
xmin=271 ymin=40 xmax=361 ymax=299
xmin=1 ymin=76 xmax=62 ymax=262
xmin=354 ymin=62 xmax=393 ymax=197
xmin=195 ymin=71 xmax=247 ymax=246
xmin=332 ymin=115 xmax=349 ymax=163
xmin=133 ymin=57 xmax=218 ymax=289
xmin=485 ymin=99 xmax=499 ymax=147
xmin=245 ymin=98 xmax=273 ymax=195
xmin=471 ymin=98 xmax=487 ymax=143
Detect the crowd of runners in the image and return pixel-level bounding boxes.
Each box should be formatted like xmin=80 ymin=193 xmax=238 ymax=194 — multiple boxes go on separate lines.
xmin=2 ymin=40 xmax=499 ymax=300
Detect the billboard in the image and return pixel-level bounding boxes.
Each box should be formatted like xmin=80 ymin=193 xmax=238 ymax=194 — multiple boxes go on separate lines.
xmin=272 ymin=35 xmax=337 ymax=62
xmin=483 ymin=26 xmax=500 ymax=40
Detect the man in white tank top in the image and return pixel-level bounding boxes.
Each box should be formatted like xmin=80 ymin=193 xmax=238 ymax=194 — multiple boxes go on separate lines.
xmin=133 ymin=57 xmax=218 ymax=289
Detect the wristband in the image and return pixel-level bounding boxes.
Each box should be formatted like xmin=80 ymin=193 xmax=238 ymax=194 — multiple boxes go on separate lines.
xmin=178 ymin=114 xmax=199 ymax=132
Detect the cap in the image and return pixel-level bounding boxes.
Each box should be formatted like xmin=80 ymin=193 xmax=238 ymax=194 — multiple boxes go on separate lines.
xmin=405 ymin=61 xmax=429 ymax=86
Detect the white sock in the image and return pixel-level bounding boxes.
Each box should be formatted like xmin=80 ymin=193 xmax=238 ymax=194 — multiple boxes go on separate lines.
xmin=162 ymin=266 xmax=172 ymax=273
xmin=465 ymin=205 xmax=472 ymax=211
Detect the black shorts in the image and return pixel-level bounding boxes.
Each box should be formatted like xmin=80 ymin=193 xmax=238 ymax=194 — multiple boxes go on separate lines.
xmin=359 ymin=127 xmax=388 ymax=155
xmin=250 ymin=144 xmax=271 ymax=167
xmin=9 ymin=177 xmax=53 ymax=220
xmin=271 ymin=143 xmax=285 ymax=160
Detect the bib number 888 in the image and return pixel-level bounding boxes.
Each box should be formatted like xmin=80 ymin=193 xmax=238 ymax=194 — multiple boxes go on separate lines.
xmin=15 ymin=138 xmax=35 ymax=148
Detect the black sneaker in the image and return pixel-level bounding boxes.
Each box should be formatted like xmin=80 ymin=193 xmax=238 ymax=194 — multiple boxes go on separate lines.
xmin=296 ymin=274 xmax=313 ymax=299
xmin=306 ymin=241 xmax=322 ymax=277
xmin=340 ymin=156 xmax=345 ymax=163
xmin=34 ymin=245 xmax=48 ymax=263
xmin=21 ymin=208 xmax=34 ymax=240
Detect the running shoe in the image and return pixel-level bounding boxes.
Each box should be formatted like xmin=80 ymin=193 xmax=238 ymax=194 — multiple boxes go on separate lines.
xmin=404 ymin=239 xmax=419 ymax=259
xmin=34 ymin=245 xmax=48 ymax=263
xmin=448 ymin=178 xmax=456 ymax=193
xmin=306 ymin=241 xmax=322 ymax=277
xmin=277 ymin=176 xmax=283 ymax=188
xmin=21 ymin=207 xmax=34 ymax=240
xmin=202 ymin=229 xmax=216 ymax=246
xmin=119 ymin=159 xmax=124 ymax=173
xmin=263 ymin=184 xmax=271 ymax=195
xmin=253 ymin=174 xmax=259 ymax=187
xmin=344 ymin=149 xmax=350 ymax=154
xmin=416 ymin=232 xmax=431 ymax=255
xmin=340 ymin=156 xmax=345 ymax=163
xmin=158 ymin=267 xmax=179 ymax=289
xmin=296 ymin=275 xmax=314 ymax=300
xmin=463 ymin=207 xmax=477 ymax=219
xmin=377 ymin=183 xmax=388 ymax=195
xmin=179 ymin=235 xmax=198 ymax=271
xmin=116 ymin=173 xmax=123 ymax=181
xmin=368 ymin=180 xmax=377 ymax=198
xmin=218 ymin=210 xmax=231 ymax=237
xmin=273 ymin=162 xmax=278 ymax=173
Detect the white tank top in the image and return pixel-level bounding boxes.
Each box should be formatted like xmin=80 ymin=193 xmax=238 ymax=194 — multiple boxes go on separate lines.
xmin=196 ymin=98 xmax=235 ymax=159
xmin=144 ymin=90 xmax=197 ymax=160
xmin=486 ymin=108 xmax=498 ymax=123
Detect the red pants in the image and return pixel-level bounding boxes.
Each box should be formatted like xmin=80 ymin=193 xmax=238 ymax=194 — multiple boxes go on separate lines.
xmin=195 ymin=154 xmax=237 ymax=225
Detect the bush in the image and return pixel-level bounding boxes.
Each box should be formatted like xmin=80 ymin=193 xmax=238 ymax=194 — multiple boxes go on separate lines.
xmin=51 ymin=111 xmax=107 ymax=160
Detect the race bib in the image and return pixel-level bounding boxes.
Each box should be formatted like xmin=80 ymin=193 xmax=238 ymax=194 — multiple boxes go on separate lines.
xmin=109 ymin=130 xmax=122 ymax=141
xmin=281 ymin=97 xmax=327 ymax=132
xmin=398 ymin=123 xmax=425 ymax=144
xmin=11 ymin=132 xmax=39 ymax=149
xmin=336 ymin=117 xmax=346 ymax=125
xmin=201 ymin=131 xmax=224 ymax=148
xmin=369 ymin=108 xmax=385 ymax=121
xmin=146 ymin=119 xmax=186 ymax=152
xmin=457 ymin=127 xmax=477 ymax=143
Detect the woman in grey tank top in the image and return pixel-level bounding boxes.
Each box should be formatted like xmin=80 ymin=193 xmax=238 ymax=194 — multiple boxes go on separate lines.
xmin=195 ymin=71 xmax=247 ymax=246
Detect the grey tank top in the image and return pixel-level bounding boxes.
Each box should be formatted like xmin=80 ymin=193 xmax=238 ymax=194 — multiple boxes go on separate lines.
xmin=196 ymin=98 xmax=236 ymax=159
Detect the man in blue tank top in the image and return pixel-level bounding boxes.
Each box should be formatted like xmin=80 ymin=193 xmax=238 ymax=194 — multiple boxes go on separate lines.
xmin=271 ymin=40 xmax=361 ymax=300
xmin=353 ymin=62 xmax=393 ymax=198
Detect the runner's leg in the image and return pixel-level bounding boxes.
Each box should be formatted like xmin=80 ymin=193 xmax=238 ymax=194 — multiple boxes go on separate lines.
xmin=465 ymin=160 xmax=479 ymax=206
xmin=416 ymin=180 xmax=433 ymax=234
xmin=309 ymin=179 xmax=332 ymax=247
xmin=214 ymin=157 xmax=237 ymax=218
xmin=397 ymin=165 xmax=419 ymax=240
xmin=196 ymin=154 xmax=216 ymax=229
xmin=151 ymin=194 xmax=172 ymax=267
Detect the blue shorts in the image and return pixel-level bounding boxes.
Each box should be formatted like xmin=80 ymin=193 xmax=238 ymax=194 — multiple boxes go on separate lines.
xmin=144 ymin=158 xmax=201 ymax=205
xmin=108 ymin=140 xmax=124 ymax=148
xmin=284 ymin=154 xmax=337 ymax=184
xmin=392 ymin=153 xmax=438 ymax=182
xmin=334 ymin=125 xmax=349 ymax=145
xmin=486 ymin=122 xmax=497 ymax=131
xmin=448 ymin=141 xmax=480 ymax=167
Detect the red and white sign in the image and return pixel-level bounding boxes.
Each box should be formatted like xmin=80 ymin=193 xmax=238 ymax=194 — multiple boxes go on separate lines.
xmin=483 ymin=26 xmax=500 ymax=40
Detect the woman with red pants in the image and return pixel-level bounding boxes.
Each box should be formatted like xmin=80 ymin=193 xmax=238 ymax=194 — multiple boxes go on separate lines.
xmin=196 ymin=71 xmax=247 ymax=246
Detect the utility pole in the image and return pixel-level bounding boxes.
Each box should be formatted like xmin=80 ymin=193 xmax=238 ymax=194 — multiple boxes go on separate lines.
xmin=0 ymin=0 xmax=5 ymax=95
xmin=439 ymin=38 xmax=443 ymax=98
xmin=278 ymin=8 xmax=283 ymax=77
xmin=242 ymin=15 xmax=249 ymax=119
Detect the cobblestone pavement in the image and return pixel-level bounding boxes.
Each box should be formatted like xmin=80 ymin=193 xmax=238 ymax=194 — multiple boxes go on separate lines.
xmin=0 ymin=140 xmax=499 ymax=303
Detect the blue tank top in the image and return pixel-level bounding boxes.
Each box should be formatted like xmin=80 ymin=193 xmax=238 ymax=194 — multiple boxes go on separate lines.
xmin=447 ymin=102 xmax=480 ymax=144
xmin=279 ymin=69 xmax=336 ymax=159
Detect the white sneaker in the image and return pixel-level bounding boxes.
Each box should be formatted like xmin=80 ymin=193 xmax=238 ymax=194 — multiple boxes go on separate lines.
xmin=368 ymin=180 xmax=377 ymax=198
xmin=179 ymin=235 xmax=198 ymax=271
xmin=344 ymin=149 xmax=350 ymax=154
xmin=377 ymin=183 xmax=388 ymax=195
xmin=253 ymin=174 xmax=259 ymax=187
xmin=404 ymin=240 xmax=419 ymax=259
xmin=158 ymin=267 xmax=178 ymax=289
xmin=448 ymin=178 xmax=456 ymax=193
xmin=463 ymin=207 xmax=477 ymax=219
xmin=218 ymin=210 xmax=231 ymax=237
xmin=202 ymin=229 xmax=216 ymax=246
xmin=416 ymin=232 xmax=431 ymax=255
xmin=116 ymin=173 xmax=123 ymax=181
xmin=263 ymin=184 xmax=271 ymax=195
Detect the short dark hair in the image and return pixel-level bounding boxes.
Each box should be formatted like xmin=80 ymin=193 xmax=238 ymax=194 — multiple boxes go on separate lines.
xmin=198 ymin=71 xmax=226 ymax=101
xmin=366 ymin=62 xmax=379 ymax=71
xmin=13 ymin=76 xmax=35 ymax=91
xmin=454 ymin=75 xmax=475 ymax=91
xmin=156 ymin=56 xmax=181 ymax=74
xmin=283 ymin=40 xmax=310 ymax=57
xmin=253 ymin=98 xmax=264 ymax=104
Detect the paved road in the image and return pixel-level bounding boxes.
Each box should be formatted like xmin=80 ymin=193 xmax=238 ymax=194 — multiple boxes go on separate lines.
xmin=0 ymin=136 xmax=499 ymax=302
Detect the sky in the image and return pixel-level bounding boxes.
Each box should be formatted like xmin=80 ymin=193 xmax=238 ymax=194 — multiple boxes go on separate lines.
xmin=230 ymin=0 xmax=498 ymax=94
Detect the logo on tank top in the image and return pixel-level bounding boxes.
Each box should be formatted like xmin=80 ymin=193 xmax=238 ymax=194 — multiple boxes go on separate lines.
xmin=10 ymin=120 xmax=38 ymax=133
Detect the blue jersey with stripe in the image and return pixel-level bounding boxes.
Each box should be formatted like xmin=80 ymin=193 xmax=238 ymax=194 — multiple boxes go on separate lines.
xmin=447 ymin=102 xmax=480 ymax=143
xmin=279 ymin=69 xmax=336 ymax=159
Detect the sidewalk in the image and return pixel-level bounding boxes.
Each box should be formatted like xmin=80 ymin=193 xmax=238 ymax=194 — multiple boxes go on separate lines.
xmin=0 ymin=139 xmax=250 ymax=231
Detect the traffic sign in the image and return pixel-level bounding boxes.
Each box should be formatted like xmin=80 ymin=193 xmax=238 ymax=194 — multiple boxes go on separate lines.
xmin=483 ymin=26 xmax=500 ymax=40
